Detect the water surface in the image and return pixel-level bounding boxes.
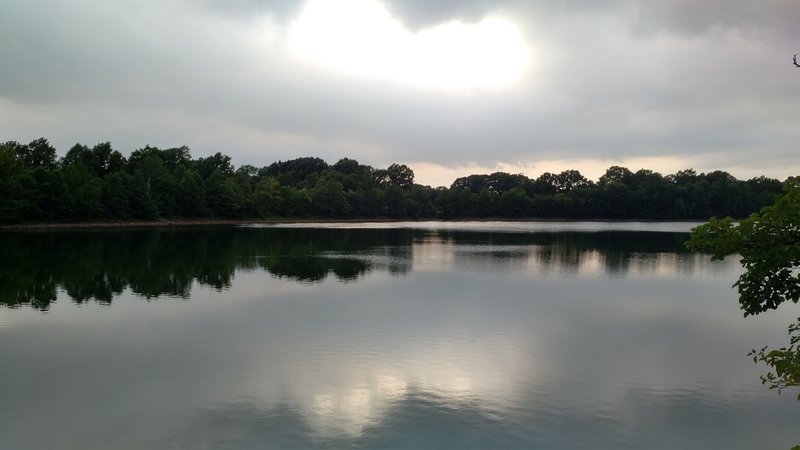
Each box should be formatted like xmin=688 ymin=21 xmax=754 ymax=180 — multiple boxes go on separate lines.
xmin=1 ymin=222 xmax=798 ymax=449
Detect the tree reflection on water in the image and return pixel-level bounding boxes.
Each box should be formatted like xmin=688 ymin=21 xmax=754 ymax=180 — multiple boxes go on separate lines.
xmin=0 ymin=225 xmax=698 ymax=310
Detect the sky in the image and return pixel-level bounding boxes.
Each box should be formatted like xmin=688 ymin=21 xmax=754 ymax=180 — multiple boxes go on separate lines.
xmin=1 ymin=0 xmax=799 ymax=187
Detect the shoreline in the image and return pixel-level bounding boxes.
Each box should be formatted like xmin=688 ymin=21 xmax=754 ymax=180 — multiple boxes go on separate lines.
xmin=0 ymin=218 xmax=312 ymax=230
xmin=0 ymin=217 xmax=704 ymax=230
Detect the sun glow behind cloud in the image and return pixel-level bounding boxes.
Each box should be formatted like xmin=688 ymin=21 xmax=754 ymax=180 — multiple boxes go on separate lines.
xmin=287 ymin=0 xmax=530 ymax=90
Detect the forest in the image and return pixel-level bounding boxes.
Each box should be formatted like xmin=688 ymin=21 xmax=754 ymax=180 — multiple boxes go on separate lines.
xmin=0 ymin=138 xmax=788 ymax=224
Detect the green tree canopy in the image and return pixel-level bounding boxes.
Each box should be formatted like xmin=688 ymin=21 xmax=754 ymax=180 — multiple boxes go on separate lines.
xmin=386 ymin=163 xmax=414 ymax=189
xmin=0 ymin=136 xmax=787 ymax=224
xmin=686 ymin=179 xmax=800 ymax=403
xmin=686 ymin=180 xmax=800 ymax=316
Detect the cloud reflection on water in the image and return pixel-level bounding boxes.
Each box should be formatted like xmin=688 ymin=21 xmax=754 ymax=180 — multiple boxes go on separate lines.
xmin=3 ymin=224 xmax=799 ymax=449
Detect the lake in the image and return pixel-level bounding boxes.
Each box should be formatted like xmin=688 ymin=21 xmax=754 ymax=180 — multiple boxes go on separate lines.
xmin=1 ymin=221 xmax=799 ymax=449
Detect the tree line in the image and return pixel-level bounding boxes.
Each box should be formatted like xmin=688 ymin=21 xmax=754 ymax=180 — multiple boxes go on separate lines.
xmin=0 ymin=137 xmax=788 ymax=223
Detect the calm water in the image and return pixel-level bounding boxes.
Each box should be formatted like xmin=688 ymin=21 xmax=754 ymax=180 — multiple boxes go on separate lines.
xmin=1 ymin=222 xmax=799 ymax=449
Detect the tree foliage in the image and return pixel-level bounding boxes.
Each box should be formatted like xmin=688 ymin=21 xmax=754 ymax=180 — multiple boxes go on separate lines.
xmin=686 ymin=180 xmax=800 ymax=316
xmin=686 ymin=180 xmax=800 ymax=402
xmin=0 ymin=137 xmax=789 ymax=225
xmin=749 ymin=318 xmax=800 ymax=400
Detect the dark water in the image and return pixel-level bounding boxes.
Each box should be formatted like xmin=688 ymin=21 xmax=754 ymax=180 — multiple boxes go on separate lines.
xmin=1 ymin=222 xmax=798 ymax=449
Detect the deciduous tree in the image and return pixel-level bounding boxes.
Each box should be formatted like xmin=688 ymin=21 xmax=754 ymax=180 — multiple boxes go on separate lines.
xmin=686 ymin=180 xmax=800 ymax=401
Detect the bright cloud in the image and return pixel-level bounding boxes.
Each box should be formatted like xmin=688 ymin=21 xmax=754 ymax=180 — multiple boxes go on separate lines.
xmin=287 ymin=0 xmax=530 ymax=90
xmin=2 ymin=0 xmax=800 ymax=181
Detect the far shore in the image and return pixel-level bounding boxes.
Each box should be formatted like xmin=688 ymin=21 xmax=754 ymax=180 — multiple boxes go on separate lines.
xmin=0 ymin=217 xmax=705 ymax=230
xmin=0 ymin=218 xmax=351 ymax=230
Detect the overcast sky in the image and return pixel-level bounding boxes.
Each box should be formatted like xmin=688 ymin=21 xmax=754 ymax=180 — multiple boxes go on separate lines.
xmin=2 ymin=0 xmax=799 ymax=186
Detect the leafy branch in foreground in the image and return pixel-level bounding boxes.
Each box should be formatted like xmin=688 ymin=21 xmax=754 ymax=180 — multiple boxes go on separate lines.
xmin=686 ymin=180 xmax=800 ymax=316
xmin=688 ymin=180 xmax=800 ymax=448
xmin=748 ymin=318 xmax=800 ymax=400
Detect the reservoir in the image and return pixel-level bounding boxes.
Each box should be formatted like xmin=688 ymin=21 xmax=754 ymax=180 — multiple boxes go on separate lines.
xmin=1 ymin=222 xmax=798 ymax=449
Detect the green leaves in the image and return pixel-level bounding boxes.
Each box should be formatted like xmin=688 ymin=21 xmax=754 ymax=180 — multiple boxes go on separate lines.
xmin=686 ymin=180 xmax=800 ymax=316
xmin=689 ymin=182 xmax=800 ymax=431
xmin=0 ymin=137 xmax=789 ymax=224
xmin=684 ymin=216 xmax=741 ymax=260
xmin=747 ymin=318 xmax=800 ymax=398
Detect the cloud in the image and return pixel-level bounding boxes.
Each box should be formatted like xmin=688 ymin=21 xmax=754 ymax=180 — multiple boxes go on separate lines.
xmin=381 ymin=0 xmax=499 ymax=29
xmin=1 ymin=0 xmax=799 ymax=183
xmin=287 ymin=0 xmax=529 ymax=90
xmin=631 ymin=0 xmax=800 ymax=39
xmin=199 ymin=0 xmax=303 ymax=21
